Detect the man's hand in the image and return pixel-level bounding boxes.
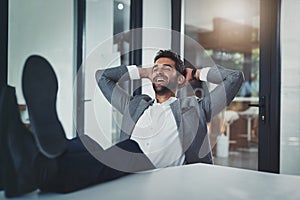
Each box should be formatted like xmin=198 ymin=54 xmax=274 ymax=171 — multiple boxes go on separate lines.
xmin=185 ymin=68 xmax=201 ymax=85
xmin=185 ymin=68 xmax=194 ymax=83
xmin=138 ymin=67 xmax=153 ymax=80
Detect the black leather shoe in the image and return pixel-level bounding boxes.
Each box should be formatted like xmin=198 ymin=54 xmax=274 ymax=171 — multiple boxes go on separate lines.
xmin=1 ymin=86 xmax=39 ymax=198
xmin=22 ymin=55 xmax=67 ymax=158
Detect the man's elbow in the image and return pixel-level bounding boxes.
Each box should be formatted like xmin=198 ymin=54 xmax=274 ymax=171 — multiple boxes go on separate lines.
xmin=95 ymin=69 xmax=104 ymax=84
xmin=236 ymin=71 xmax=245 ymax=87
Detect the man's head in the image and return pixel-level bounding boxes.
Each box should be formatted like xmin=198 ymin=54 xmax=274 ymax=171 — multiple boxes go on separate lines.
xmin=151 ymin=50 xmax=186 ymax=96
xmin=154 ymin=50 xmax=186 ymax=77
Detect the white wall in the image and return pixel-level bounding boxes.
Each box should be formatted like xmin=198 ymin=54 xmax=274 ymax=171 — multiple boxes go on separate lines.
xmin=8 ymin=0 xmax=74 ymax=138
xmin=280 ymin=0 xmax=300 ymax=175
xmin=84 ymin=0 xmax=120 ymax=148
xmin=142 ymin=0 xmax=172 ymax=97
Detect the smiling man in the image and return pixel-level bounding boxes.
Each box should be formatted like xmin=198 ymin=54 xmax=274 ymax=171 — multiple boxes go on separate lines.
xmin=0 ymin=50 xmax=243 ymax=198
xmin=96 ymin=49 xmax=244 ymax=168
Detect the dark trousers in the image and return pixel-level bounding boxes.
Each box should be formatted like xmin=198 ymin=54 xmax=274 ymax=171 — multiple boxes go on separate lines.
xmin=39 ymin=136 xmax=154 ymax=193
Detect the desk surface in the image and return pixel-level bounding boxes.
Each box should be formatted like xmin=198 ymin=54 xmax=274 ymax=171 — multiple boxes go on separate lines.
xmin=233 ymin=97 xmax=259 ymax=102
xmin=1 ymin=164 xmax=300 ymax=200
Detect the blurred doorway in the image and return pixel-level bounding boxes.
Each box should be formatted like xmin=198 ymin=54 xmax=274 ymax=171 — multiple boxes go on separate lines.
xmin=184 ymin=0 xmax=260 ymax=170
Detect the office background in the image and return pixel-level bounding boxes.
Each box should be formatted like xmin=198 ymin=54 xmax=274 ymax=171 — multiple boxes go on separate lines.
xmin=0 ymin=0 xmax=299 ymax=176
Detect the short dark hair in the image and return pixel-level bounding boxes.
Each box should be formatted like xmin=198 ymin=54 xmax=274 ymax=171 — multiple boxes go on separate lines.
xmin=154 ymin=50 xmax=186 ymax=76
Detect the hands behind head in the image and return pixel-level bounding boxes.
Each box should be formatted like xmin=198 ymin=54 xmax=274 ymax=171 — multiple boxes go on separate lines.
xmin=184 ymin=68 xmax=195 ymax=84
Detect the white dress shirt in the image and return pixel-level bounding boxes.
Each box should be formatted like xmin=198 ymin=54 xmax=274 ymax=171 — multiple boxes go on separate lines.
xmin=127 ymin=65 xmax=210 ymax=168
xmin=130 ymin=97 xmax=185 ymax=168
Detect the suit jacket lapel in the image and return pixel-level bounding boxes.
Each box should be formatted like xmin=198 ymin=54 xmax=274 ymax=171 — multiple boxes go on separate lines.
xmin=170 ymin=100 xmax=181 ymax=129
xmin=170 ymin=100 xmax=185 ymax=147
xmin=121 ymin=96 xmax=153 ymax=139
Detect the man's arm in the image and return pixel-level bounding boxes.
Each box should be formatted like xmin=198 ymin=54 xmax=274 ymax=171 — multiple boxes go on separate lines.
xmin=186 ymin=65 xmax=244 ymax=122
xmin=95 ymin=65 xmax=153 ymax=114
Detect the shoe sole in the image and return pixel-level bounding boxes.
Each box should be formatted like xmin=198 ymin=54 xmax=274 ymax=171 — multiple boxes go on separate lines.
xmin=22 ymin=55 xmax=67 ymax=158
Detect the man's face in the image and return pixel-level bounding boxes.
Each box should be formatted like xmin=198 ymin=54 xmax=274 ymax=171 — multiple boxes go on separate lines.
xmin=152 ymin=57 xmax=180 ymax=95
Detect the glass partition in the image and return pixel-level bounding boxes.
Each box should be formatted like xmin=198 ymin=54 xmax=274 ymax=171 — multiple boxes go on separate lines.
xmin=83 ymin=0 xmax=130 ymax=148
xmin=184 ymin=0 xmax=260 ymax=170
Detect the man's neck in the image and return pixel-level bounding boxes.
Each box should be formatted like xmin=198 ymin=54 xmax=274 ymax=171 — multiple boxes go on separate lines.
xmin=155 ymin=93 xmax=176 ymax=104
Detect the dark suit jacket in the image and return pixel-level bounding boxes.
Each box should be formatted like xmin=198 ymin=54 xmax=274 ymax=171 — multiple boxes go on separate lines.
xmin=96 ymin=65 xmax=244 ymax=165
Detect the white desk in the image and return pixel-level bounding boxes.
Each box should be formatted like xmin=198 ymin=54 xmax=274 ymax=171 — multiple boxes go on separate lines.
xmin=1 ymin=164 xmax=300 ymax=200
xmin=232 ymin=97 xmax=259 ymax=142
xmin=233 ymin=97 xmax=259 ymax=103
xmin=239 ymin=107 xmax=259 ymax=142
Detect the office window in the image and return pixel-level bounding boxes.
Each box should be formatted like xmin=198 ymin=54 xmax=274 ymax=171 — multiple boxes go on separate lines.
xmin=184 ymin=0 xmax=260 ymax=170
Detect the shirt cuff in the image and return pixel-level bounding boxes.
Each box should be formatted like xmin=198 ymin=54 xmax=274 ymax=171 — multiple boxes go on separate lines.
xmin=199 ymin=67 xmax=211 ymax=82
xmin=127 ymin=65 xmax=140 ymax=80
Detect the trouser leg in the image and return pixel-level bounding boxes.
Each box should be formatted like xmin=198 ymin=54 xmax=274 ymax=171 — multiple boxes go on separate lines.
xmin=39 ymin=136 xmax=154 ymax=193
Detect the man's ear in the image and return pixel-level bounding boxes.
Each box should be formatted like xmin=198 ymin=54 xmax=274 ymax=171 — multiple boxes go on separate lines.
xmin=177 ymin=74 xmax=185 ymax=86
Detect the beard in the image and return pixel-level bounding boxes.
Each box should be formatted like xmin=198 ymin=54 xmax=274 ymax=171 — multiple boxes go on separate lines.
xmin=152 ymin=73 xmax=179 ymax=95
xmin=152 ymin=81 xmax=177 ymax=95
xmin=153 ymin=84 xmax=172 ymax=95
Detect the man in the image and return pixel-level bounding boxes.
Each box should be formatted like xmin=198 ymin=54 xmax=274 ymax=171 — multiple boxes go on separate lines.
xmin=0 ymin=50 xmax=243 ymax=198
xmin=96 ymin=50 xmax=244 ymax=168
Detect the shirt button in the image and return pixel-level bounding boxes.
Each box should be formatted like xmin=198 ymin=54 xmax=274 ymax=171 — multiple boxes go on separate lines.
xmin=146 ymin=143 xmax=150 ymax=146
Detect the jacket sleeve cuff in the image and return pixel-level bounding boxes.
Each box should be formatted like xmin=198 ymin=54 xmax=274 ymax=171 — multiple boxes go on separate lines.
xmin=199 ymin=67 xmax=211 ymax=82
xmin=127 ymin=65 xmax=140 ymax=80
